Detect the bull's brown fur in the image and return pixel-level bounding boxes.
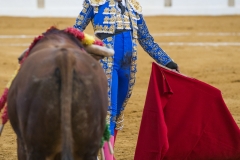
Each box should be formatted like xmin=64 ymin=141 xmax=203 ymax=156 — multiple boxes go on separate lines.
xmin=7 ymin=28 xmax=109 ymax=160
xmin=56 ymin=49 xmax=75 ymax=160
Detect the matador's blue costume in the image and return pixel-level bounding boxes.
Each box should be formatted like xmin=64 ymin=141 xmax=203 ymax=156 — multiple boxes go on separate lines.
xmin=74 ymin=0 xmax=178 ymax=137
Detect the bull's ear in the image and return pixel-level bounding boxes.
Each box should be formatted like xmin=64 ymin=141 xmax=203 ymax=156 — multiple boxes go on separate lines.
xmin=84 ymin=45 xmax=114 ymax=60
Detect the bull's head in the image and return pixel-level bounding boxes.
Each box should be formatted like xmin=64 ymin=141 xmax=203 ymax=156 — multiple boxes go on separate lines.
xmin=84 ymin=44 xmax=114 ymax=60
xmin=18 ymin=27 xmax=114 ymax=64
xmin=18 ymin=45 xmax=114 ymax=64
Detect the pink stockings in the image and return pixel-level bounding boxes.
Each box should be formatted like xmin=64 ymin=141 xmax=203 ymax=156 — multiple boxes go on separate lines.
xmin=103 ymin=130 xmax=118 ymax=160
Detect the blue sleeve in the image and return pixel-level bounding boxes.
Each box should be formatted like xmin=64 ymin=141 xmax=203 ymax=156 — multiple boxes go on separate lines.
xmin=137 ymin=14 xmax=172 ymax=66
xmin=73 ymin=0 xmax=94 ymax=32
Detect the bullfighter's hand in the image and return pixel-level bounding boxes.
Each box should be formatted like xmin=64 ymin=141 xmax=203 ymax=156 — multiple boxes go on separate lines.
xmin=166 ymin=61 xmax=180 ymax=72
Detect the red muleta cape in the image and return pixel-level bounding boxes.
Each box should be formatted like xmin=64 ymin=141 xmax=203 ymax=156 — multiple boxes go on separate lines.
xmin=134 ymin=62 xmax=240 ymax=160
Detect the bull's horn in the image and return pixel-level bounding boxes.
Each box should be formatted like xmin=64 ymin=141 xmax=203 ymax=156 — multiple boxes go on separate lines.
xmin=18 ymin=48 xmax=28 ymax=64
xmin=85 ymin=45 xmax=114 ymax=57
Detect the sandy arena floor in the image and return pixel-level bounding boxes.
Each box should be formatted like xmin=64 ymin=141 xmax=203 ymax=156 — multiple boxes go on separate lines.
xmin=0 ymin=16 xmax=240 ymax=160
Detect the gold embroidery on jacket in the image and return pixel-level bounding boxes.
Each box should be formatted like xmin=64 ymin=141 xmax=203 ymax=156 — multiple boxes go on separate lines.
xmin=104 ymin=25 xmax=108 ymax=33
xmin=99 ymin=25 xmax=103 ymax=32
xmin=124 ymin=12 xmax=129 ymax=17
xmin=110 ymin=7 xmax=116 ymax=14
xmin=109 ymin=25 xmax=115 ymax=33
xmin=124 ymin=16 xmax=130 ymax=23
xmin=109 ymin=15 xmax=116 ymax=24
xmin=117 ymin=23 xmax=124 ymax=29
xmin=92 ymin=0 xmax=135 ymax=34
xmin=109 ymin=0 xmax=115 ymax=6
xmin=79 ymin=15 xmax=84 ymax=20
xmin=89 ymin=0 xmax=106 ymax=6
xmin=103 ymin=16 xmax=109 ymax=24
xmin=116 ymin=15 xmax=122 ymax=22
xmin=82 ymin=8 xmax=87 ymax=14
xmin=128 ymin=0 xmax=142 ymax=14
xmin=94 ymin=7 xmax=99 ymax=13
xmin=83 ymin=1 xmax=90 ymax=8
xmin=107 ymin=37 xmax=113 ymax=42
xmin=103 ymin=7 xmax=109 ymax=14
xmin=124 ymin=23 xmax=131 ymax=30
xmin=125 ymin=0 xmax=138 ymax=38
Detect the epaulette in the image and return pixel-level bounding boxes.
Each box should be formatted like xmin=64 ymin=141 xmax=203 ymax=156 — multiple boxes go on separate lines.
xmin=128 ymin=0 xmax=142 ymax=14
xmin=88 ymin=0 xmax=107 ymax=6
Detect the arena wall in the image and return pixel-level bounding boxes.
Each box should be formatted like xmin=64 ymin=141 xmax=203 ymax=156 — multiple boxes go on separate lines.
xmin=0 ymin=0 xmax=240 ymax=17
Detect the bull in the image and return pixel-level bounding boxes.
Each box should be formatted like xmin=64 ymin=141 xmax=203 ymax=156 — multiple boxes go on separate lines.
xmin=7 ymin=27 xmax=113 ymax=160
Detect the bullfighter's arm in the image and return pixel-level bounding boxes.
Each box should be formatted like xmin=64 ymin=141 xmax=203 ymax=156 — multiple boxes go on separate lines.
xmin=73 ymin=0 xmax=94 ymax=31
xmin=137 ymin=14 xmax=178 ymax=70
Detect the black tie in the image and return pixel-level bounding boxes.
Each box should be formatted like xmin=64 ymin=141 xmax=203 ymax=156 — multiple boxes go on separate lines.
xmin=118 ymin=1 xmax=125 ymax=14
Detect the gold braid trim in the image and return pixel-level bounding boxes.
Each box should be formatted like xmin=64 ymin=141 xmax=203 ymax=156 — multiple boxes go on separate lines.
xmin=128 ymin=0 xmax=142 ymax=14
xmin=115 ymin=112 xmax=124 ymax=130
xmin=89 ymin=0 xmax=106 ymax=6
